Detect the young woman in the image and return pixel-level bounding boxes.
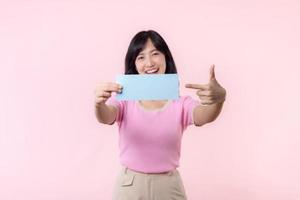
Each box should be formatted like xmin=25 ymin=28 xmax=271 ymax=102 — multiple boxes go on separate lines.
xmin=94 ymin=30 xmax=226 ymax=200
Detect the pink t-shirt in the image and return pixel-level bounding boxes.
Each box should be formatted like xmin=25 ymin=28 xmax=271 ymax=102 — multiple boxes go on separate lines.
xmin=106 ymin=95 xmax=200 ymax=173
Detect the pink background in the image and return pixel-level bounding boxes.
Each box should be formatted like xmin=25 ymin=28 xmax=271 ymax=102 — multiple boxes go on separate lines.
xmin=1 ymin=0 xmax=299 ymax=199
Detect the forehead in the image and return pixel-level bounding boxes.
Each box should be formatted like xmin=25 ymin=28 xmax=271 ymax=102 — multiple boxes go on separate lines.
xmin=139 ymin=39 xmax=157 ymax=53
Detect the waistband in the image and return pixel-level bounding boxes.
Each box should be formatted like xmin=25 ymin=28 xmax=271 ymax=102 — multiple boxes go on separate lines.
xmin=121 ymin=166 xmax=178 ymax=177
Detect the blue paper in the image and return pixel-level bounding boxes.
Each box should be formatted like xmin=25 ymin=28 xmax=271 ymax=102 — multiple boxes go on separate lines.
xmin=116 ymin=74 xmax=179 ymax=100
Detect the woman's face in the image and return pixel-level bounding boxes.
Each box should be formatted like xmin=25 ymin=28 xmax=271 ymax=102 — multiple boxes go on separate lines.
xmin=135 ymin=39 xmax=166 ymax=74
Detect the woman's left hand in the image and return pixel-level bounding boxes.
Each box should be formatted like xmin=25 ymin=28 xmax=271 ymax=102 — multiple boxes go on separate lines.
xmin=185 ymin=65 xmax=226 ymax=105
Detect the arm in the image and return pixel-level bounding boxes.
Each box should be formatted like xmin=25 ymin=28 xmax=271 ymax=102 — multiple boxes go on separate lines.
xmin=193 ymin=101 xmax=224 ymax=126
xmin=94 ymin=82 xmax=122 ymax=125
xmin=95 ymin=103 xmax=118 ymax=125
xmin=186 ymin=65 xmax=226 ymax=126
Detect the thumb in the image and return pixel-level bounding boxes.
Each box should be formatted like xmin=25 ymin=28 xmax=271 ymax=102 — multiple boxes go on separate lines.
xmin=209 ymin=64 xmax=216 ymax=81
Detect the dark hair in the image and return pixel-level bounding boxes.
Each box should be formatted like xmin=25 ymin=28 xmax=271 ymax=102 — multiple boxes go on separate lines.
xmin=125 ymin=30 xmax=177 ymax=74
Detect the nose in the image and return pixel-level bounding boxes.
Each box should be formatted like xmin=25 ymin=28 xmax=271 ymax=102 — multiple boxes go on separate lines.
xmin=145 ymin=56 xmax=154 ymax=68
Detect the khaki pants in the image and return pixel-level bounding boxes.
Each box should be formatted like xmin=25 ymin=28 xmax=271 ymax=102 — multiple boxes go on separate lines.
xmin=112 ymin=166 xmax=187 ymax=200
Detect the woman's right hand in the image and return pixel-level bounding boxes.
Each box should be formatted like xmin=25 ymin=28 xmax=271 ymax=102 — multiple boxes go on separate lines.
xmin=94 ymin=82 xmax=122 ymax=106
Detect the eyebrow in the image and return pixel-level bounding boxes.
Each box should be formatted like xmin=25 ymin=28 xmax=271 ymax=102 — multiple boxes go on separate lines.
xmin=137 ymin=49 xmax=158 ymax=56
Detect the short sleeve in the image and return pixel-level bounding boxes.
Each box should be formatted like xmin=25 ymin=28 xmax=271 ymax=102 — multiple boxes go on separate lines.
xmin=181 ymin=96 xmax=200 ymax=130
xmin=106 ymin=94 xmax=125 ymax=124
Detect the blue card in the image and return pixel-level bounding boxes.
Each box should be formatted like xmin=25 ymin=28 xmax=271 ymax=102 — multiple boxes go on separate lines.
xmin=116 ymin=74 xmax=179 ymax=100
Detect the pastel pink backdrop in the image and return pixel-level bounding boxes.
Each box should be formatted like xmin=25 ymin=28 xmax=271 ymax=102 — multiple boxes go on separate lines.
xmin=1 ymin=0 xmax=299 ymax=200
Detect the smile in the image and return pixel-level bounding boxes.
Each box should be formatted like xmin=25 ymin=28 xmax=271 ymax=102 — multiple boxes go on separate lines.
xmin=145 ymin=68 xmax=159 ymax=74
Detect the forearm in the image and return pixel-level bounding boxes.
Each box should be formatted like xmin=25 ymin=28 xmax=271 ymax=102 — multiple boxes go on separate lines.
xmin=193 ymin=101 xmax=224 ymax=126
xmin=95 ymin=103 xmax=117 ymax=125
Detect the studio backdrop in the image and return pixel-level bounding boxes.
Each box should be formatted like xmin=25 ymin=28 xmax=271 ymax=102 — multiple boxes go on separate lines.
xmin=0 ymin=0 xmax=299 ymax=200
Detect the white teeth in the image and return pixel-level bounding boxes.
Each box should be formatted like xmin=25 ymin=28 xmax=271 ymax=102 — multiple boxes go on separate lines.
xmin=146 ymin=69 xmax=158 ymax=74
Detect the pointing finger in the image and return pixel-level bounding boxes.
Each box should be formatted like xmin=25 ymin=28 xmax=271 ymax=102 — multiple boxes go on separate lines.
xmin=185 ymin=83 xmax=209 ymax=90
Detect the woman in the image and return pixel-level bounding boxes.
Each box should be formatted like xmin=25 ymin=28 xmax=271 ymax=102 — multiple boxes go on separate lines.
xmin=94 ymin=30 xmax=226 ymax=200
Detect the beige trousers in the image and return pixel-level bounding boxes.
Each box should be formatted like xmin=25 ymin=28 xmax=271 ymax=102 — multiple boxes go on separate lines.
xmin=112 ymin=166 xmax=187 ymax=200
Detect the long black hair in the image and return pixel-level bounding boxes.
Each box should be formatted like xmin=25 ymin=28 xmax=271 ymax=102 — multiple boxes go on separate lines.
xmin=125 ymin=30 xmax=177 ymax=74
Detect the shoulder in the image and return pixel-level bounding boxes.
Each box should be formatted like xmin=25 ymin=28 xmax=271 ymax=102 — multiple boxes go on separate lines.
xmin=175 ymin=95 xmax=200 ymax=108
xmin=169 ymin=95 xmax=198 ymax=108
xmin=177 ymin=95 xmax=196 ymax=103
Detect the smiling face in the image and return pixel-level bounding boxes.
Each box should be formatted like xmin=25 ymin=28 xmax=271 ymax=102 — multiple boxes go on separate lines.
xmin=135 ymin=39 xmax=166 ymax=74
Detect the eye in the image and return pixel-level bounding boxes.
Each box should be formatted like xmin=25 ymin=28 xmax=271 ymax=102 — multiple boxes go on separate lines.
xmin=137 ymin=56 xmax=144 ymax=60
xmin=152 ymin=52 xmax=159 ymax=56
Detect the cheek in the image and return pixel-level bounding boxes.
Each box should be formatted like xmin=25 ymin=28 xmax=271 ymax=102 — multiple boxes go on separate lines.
xmin=157 ymin=55 xmax=166 ymax=66
xmin=135 ymin=62 xmax=143 ymax=72
xmin=158 ymin=59 xmax=166 ymax=73
xmin=158 ymin=57 xmax=166 ymax=68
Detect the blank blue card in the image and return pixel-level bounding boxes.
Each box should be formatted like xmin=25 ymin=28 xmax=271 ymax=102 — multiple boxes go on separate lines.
xmin=116 ymin=74 xmax=179 ymax=100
